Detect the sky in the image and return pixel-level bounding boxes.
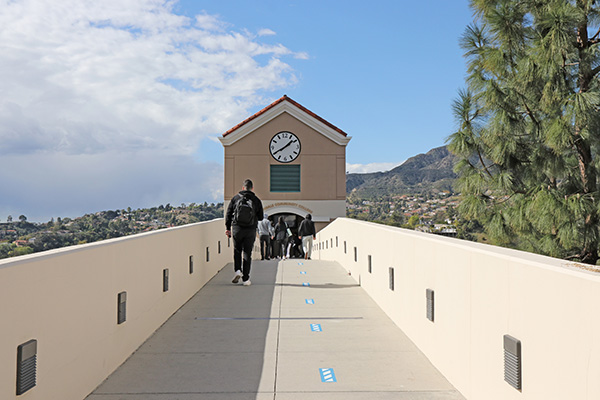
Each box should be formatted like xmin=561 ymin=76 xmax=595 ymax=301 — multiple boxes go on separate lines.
xmin=0 ymin=0 xmax=474 ymax=222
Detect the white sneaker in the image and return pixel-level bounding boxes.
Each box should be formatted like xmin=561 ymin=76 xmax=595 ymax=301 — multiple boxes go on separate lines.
xmin=232 ymin=270 xmax=242 ymax=284
xmin=242 ymin=280 xmax=252 ymax=286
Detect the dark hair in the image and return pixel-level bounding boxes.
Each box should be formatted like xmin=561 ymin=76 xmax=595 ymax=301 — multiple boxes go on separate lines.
xmin=243 ymin=179 xmax=253 ymax=190
xmin=278 ymin=216 xmax=284 ymax=224
xmin=306 ymin=214 xmax=312 ymax=220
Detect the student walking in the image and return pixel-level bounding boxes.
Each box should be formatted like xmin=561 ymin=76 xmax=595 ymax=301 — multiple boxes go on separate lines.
xmin=225 ymin=179 xmax=264 ymax=286
xmin=258 ymin=213 xmax=271 ymax=260
xmin=298 ymin=214 xmax=316 ymax=260
xmin=274 ymin=216 xmax=288 ymax=259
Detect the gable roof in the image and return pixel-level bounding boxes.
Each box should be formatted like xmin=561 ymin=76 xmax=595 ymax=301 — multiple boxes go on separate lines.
xmin=219 ymin=95 xmax=351 ymax=147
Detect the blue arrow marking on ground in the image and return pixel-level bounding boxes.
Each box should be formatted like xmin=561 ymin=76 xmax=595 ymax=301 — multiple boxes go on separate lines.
xmin=311 ymin=323 xmax=322 ymax=332
xmin=305 ymin=299 xmax=315 ymax=304
xmin=302 ymin=282 xmax=310 ymax=286
xmin=300 ymin=271 xmax=307 ymax=274
xmin=320 ymin=368 xmax=337 ymax=383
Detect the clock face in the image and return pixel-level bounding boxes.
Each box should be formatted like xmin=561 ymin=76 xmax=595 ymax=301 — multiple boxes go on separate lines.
xmin=269 ymin=131 xmax=301 ymax=163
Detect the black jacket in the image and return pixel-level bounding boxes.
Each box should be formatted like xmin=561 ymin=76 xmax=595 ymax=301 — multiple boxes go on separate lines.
xmin=274 ymin=222 xmax=288 ymax=241
xmin=298 ymin=219 xmax=316 ymax=237
xmin=225 ymin=190 xmax=264 ymax=230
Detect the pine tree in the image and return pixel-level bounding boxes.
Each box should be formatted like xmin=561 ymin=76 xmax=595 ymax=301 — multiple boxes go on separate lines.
xmin=448 ymin=0 xmax=600 ymax=264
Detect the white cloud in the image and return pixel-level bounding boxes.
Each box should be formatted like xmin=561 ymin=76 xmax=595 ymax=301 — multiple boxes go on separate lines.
xmin=0 ymin=0 xmax=303 ymax=156
xmin=258 ymin=28 xmax=276 ymax=36
xmin=346 ymin=162 xmax=402 ymax=174
xmin=294 ymin=52 xmax=310 ymax=60
xmin=0 ymin=0 xmax=306 ymax=221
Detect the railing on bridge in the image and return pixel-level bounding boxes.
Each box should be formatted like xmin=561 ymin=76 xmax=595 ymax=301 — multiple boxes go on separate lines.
xmin=2 ymin=216 xmax=600 ymax=399
xmin=0 ymin=219 xmax=231 ymax=400
xmin=316 ymin=218 xmax=600 ymax=400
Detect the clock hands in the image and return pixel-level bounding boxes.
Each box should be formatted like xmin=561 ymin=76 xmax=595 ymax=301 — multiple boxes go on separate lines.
xmin=273 ymin=139 xmax=297 ymax=155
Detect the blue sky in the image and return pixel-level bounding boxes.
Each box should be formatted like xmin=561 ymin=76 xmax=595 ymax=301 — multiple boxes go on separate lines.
xmin=0 ymin=0 xmax=474 ymax=221
xmin=188 ymin=0 xmax=474 ymax=171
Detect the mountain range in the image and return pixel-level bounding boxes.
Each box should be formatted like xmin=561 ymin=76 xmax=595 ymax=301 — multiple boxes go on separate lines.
xmin=346 ymin=146 xmax=458 ymax=197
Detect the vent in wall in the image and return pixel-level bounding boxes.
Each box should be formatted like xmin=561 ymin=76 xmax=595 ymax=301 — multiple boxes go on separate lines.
xmin=426 ymin=289 xmax=434 ymax=322
xmin=163 ymin=269 xmax=169 ymax=292
xmin=17 ymin=339 xmax=37 ymax=395
xmin=117 ymin=292 xmax=127 ymax=324
xmin=504 ymin=335 xmax=522 ymax=391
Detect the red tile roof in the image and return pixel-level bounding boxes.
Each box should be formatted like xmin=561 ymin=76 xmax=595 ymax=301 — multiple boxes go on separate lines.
xmin=223 ymin=95 xmax=348 ymax=137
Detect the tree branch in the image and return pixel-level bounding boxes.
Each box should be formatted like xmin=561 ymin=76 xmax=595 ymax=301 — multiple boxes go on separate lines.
xmin=477 ymin=149 xmax=494 ymax=179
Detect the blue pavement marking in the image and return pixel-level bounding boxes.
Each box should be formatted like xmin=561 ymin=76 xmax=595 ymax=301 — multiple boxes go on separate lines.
xmin=302 ymin=282 xmax=310 ymax=286
xmin=298 ymin=262 xmax=304 ymax=265
xmin=320 ymin=368 xmax=337 ymax=383
xmin=310 ymin=323 xmax=322 ymax=332
xmin=305 ymin=299 xmax=315 ymax=304
xmin=300 ymin=271 xmax=307 ymax=274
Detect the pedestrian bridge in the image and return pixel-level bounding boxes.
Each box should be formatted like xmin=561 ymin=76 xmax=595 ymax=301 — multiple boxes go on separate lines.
xmin=2 ymin=218 xmax=600 ymax=400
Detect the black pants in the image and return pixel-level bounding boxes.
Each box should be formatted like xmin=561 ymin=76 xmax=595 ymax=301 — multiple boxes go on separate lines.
xmin=232 ymin=226 xmax=256 ymax=282
xmin=274 ymin=238 xmax=286 ymax=258
xmin=259 ymin=235 xmax=270 ymax=259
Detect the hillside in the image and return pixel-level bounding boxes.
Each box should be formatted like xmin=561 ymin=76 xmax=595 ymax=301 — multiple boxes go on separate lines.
xmin=0 ymin=203 xmax=223 ymax=259
xmin=347 ymin=145 xmax=458 ymax=198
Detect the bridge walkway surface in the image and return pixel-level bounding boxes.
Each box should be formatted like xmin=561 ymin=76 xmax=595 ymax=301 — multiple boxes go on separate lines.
xmin=86 ymin=259 xmax=465 ymax=400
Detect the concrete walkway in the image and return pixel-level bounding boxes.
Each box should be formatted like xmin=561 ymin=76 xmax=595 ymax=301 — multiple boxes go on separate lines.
xmin=86 ymin=259 xmax=465 ymax=399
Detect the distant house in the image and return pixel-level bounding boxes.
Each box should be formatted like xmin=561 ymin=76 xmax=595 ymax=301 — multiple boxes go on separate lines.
xmin=14 ymin=240 xmax=29 ymax=247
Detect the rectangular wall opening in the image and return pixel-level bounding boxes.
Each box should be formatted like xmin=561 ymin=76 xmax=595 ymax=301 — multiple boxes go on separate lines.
xmin=163 ymin=269 xmax=169 ymax=292
xmin=117 ymin=292 xmax=127 ymax=324
xmin=426 ymin=289 xmax=434 ymax=322
xmin=504 ymin=335 xmax=522 ymax=391
xmin=16 ymin=339 xmax=37 ymax=395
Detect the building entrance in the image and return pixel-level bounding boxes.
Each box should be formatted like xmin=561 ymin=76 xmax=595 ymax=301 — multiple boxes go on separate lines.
xmin=268 ymin=213 xmax=304 ymax=259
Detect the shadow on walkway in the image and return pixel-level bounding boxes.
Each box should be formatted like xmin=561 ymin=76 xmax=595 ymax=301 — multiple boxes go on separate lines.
xmin=86 ymin=259 xmax=465 ymax=400
xmin=87 ymin=261 xmax=279 ymax=400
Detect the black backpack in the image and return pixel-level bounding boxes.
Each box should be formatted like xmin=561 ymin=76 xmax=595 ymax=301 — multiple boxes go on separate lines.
xmin=234 ymin=194 xmax=255 ymax=227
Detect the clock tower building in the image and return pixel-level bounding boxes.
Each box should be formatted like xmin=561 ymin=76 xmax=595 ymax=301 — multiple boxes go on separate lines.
xmin=219 ymin=95 xmax=351 ymax=233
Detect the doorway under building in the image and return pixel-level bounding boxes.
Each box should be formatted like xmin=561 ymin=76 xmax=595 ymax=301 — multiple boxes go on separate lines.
xmin=267 ymin=212 xmax=305 ymax=259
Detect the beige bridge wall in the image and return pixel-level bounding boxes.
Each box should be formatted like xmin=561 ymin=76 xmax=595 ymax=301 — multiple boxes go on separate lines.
xmin=316 ymin=218 xmax=600 ymax=400
xmin=0 ymin=219 xmax=231 ymax=400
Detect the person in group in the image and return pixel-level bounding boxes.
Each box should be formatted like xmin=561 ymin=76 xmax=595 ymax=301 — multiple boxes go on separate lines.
xmin=269 ymin=220 xmax=276 ymax=258
xmin=268 ymin=219 xmax=275 ymax=256
xmin=287 ymin=234 xmax=302 ymax=258
xmin=273 ymin=216 xmax=288 ymax=259
xmin=298 ymin=213 xmax=316 ymax=260
xmin=257 ymin=213 xmax=271 ymax=260
xmin=225 ymin=179 xmax=264 ymax=286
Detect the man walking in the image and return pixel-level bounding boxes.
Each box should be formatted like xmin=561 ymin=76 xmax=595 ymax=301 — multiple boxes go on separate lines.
xmin=225 ymin=179 xmax=264 ymax=286
xmin=257 ymin=213 xmax=271 ymax=260
xmin=298 ymin=213 xmax=316 ymax=260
